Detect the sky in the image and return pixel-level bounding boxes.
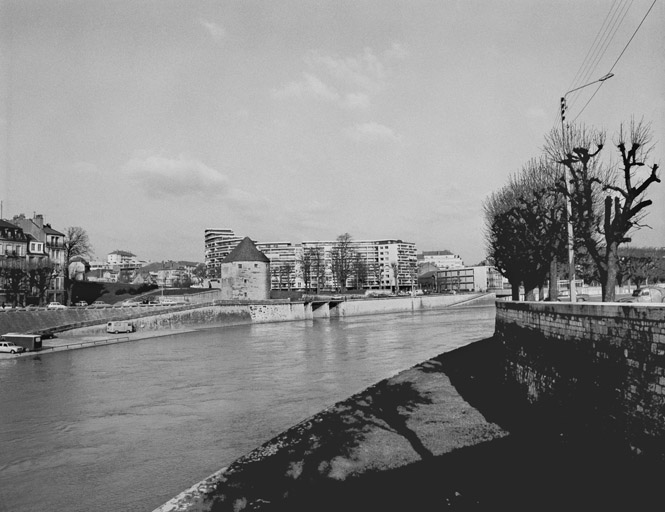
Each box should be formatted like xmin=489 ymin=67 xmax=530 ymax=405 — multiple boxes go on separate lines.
xmin=1 ymin=0 xmax=663 ymax=265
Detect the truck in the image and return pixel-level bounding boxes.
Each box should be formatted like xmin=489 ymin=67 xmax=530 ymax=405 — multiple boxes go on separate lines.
xmin=106 ymin=321 xmax=135 ymax=334
xmin=0 ymin=333 xmax=42 ymax=352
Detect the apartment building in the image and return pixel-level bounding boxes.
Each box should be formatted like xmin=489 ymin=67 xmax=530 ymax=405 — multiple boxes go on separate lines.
xmin=300 ymin=238 xmax=418 ymax=291
xmin=256 ymin=242 xmax=303 ymax=290
xmin=204 ymin=228 xmax=245 ymax=277
xmin=430 ymin=265 xmax=506 ymax=293
xmin=0 ymin=220 xmax=27 ymax=260
xmin=205 ymin=228 xmax=418 ymax=292
xmin=107 ymin=250 xmax=147 ymax=270
xmin=10 ymin=213 xmax=65 ymax=301
xmin=1 ymin=214 xmax=65 ymax=303
xmin=417 ymin=250 xmax=464 ymax=269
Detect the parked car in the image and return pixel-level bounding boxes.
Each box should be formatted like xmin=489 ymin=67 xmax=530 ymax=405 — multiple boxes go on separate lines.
xmin=46 ymin=302 xmax=67 ymax=310
xmin=121 ymin=300 xmax=141 ymax=307
xmin=159 ymin=299 xmax=187 ymax=306
xmin=74 ymin=301 xmax=88 ymax=307
xmin=91 ymin=301 xmax=109 ymax=307
xmin=618 ymin=286 xmax=665 ymax=303
xmin=0 ymin=341 xmax=25 ymax=354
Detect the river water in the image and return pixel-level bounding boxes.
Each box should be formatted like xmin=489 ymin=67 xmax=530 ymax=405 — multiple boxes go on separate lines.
xmin=0 ymin=305 xmax=495 ymax=512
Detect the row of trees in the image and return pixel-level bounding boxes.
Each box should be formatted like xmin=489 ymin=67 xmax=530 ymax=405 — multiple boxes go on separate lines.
xmin=484 ymin=119 xmax=660 ymax=302
xmin=293 ymin=233 xmax=371 ymax=293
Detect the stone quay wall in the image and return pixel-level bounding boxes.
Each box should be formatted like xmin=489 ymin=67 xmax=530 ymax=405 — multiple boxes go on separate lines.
xmin=496 ymin=300 xmax=665 ymax=457
xmin=1 ymin=294 xmax=492 ymax=338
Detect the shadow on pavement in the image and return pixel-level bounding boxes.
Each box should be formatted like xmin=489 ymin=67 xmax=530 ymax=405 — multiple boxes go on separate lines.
xmin=198 ymin=337 xmax=665 ymax=512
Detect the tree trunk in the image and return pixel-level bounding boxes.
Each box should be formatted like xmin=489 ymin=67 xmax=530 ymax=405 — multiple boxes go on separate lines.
xmin=548 ymin=258 xmax=559 ymax=301
xmin=603 ymin=243 xmax=619 ymax=301
xmin=511 ymin=282 xmax=520 ymax=301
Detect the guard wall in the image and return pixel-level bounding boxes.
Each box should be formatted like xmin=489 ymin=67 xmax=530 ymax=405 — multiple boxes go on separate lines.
xmin=495 ymin=300 xmax=665 ymax=456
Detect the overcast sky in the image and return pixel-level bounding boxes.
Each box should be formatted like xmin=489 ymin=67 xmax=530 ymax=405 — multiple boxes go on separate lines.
xmin=1 ymin=0 xmax=663 ymax=264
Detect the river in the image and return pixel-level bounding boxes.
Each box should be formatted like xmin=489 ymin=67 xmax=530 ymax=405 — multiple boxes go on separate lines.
xmin=0 ymin=305 xmax=495 ymax=512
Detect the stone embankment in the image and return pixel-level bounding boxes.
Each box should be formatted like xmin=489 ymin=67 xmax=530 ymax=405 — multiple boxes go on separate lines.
xmin=0 ymin=293 xmax=492 ymax=340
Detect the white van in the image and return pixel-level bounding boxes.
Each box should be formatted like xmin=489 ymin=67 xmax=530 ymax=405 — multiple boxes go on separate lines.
xmin=106 ymin=321 xmax=135 ymax=334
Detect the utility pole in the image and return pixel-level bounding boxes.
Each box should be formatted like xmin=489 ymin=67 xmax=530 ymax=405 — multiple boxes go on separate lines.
xmin=560 ymin=72 xmax=614 ymax=303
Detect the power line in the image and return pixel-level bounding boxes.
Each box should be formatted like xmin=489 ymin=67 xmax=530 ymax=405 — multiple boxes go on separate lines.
xmin=572 ymin=0 xmax=657 ymax=123
xmin=608 ymin=0 xmax=657 ymax=73
xmin=568 ymin=0 xmax=632 ymax=113
xmin=566 ymin=0 xmax=620 ymax=93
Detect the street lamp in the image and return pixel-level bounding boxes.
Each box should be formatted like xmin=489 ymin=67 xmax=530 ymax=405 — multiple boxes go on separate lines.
xmin=559 ymin=72 xmax=614 ymax=302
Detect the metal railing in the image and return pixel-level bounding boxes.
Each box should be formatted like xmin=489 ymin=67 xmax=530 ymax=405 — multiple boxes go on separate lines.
xmin=34 ymin=336 xmax=131 ymax=353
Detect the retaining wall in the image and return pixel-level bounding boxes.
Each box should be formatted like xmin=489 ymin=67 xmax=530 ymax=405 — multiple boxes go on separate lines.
xmin=2 ymin=294 xmax=491 ymax=338
xmin=496 ymin=300 xmax=665 ymax=456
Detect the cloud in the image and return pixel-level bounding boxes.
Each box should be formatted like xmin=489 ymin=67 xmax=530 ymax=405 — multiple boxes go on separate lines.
xmin=272 ymin=72 xmax=340 ymax=102
xmin=122 ymin=154 xmax=229 ymax=197
xmin=272 ymin=44 xmax=407 ymax=109
xmin=346 ymin=122 xmax=400 ymax=143
xmin=199 ymin=19 xmax=226 ymax=43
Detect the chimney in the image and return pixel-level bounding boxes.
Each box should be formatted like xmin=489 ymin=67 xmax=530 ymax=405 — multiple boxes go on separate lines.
xmin=34 ymin=214 xmax=44 ymax=228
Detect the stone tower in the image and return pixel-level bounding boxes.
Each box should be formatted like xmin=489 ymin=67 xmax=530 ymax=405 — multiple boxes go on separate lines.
xmin=219 ymin=237 xmax=271 ymax=300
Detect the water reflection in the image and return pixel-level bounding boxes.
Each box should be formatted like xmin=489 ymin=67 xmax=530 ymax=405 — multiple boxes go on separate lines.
xmin=0 ymin=305 xmax=494 ymax=512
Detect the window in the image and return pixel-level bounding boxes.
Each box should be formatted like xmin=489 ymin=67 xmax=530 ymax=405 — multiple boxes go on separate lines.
xmin=238 ymin=263 xmax=243 ymax=268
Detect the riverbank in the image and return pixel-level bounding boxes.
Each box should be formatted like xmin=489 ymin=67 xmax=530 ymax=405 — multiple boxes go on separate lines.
xmin=154 ymin=336 xmax=663 ymax=512
xmin=1 ymin=293 xmax=493 ymax=358
xmin=0 ymin=327 xmax=202 ymax=358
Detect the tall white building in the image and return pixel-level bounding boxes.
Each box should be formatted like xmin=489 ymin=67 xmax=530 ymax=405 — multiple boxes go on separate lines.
xmin=204 ymin=229 xmax=245 ymax=277
xmin=205 ymin=229 xmax=418 ymax=291
xmin=301 ymin=239 xmax=417 ymax=291
xmin=107 ymin=250 xmax=146 ymax=270
xmin=418 ymin=250 xmax=464 ymax=269
xmin=256 ymin=242 xmax=302 ymax=290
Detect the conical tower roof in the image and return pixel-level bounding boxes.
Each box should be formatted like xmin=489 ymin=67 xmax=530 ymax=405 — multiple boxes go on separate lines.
xmin=222 ymin=237 xmax=270 ymax=264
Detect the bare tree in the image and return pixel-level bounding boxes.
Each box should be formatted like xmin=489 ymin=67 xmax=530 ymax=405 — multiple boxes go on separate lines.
xmin=331 ymin=233 xmax=354 ymax=292
xmin=555 ymin=120 xmax=660 ymax=301
xmin=390 ymin=261 xmax=399 ymax=294
xmin=483 ymin=157 xmax=565 ymax=300
xmin=0 ymin=258 xmax=27 ymax=306
xmin=282 ymin=262 xmax=293 ymax=291
xmin=63 ymin=226 xmax=93 ymax=305
xmin=27 ymin=261 xmax=57 ymax=305
xmin=351 ymin=252 xmax=368 ymax=290
xmin=297 ymin=247 xmax=314 ymax=292
xmin=311 ymin=246 xmax=325 ymax=293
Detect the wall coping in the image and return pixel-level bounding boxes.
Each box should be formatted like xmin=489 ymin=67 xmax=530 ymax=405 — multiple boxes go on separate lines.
xmin=496 ymin=300 xmax=665 ymax=322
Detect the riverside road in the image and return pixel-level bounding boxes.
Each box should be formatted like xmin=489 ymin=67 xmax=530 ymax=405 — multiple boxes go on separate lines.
xmin=0 ymin=304 xmax=495 ymax=512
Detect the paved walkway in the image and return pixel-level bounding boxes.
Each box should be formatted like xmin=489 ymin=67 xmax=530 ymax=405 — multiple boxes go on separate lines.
xmin=154 ymin=337 xmax=663 ymax=512
xmin=1 ymin=328 xmax=199 ymax=359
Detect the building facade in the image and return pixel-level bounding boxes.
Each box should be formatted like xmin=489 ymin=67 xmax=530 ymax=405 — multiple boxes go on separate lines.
xmin=300 ymin=238 xmax=418 ymax=292
xmin=205 ymin=229 xmax=418 ymax=292
xmin=3 ymin=213 xmax=65 ymax=303
xmin=257 ymin=242 xmax=303 ymax=291
xmin=204 ymin=229 xmax=245 ymax=278
xmin=429 ymin=265 xmax=505 ymax=293
xmin=417 ymin=250 xmax=464 ymax=269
